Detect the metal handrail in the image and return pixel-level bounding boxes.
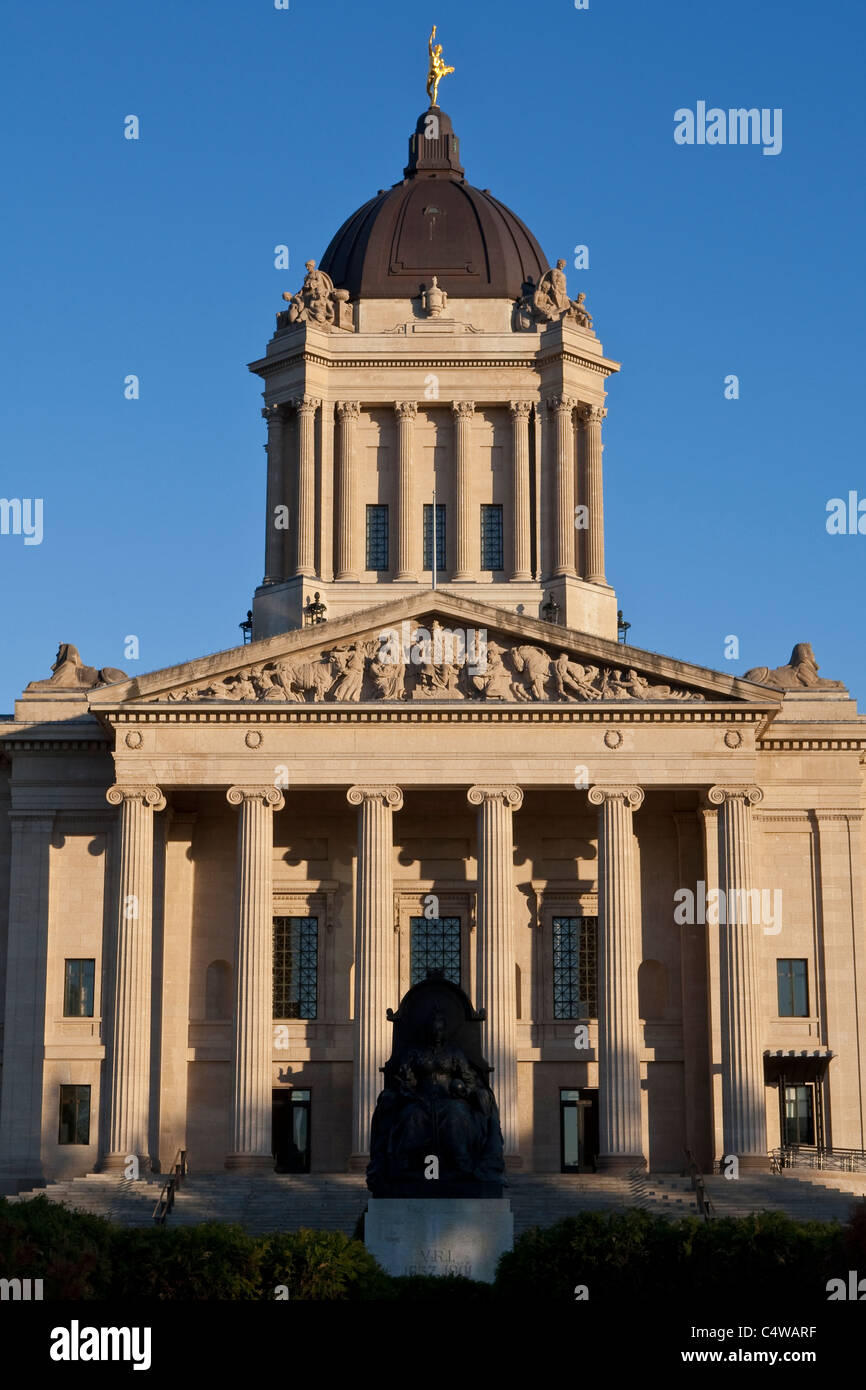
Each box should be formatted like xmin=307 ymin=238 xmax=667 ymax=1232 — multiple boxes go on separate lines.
xmin=683 ymin=1148 xmax=714 ymax=1221
xmin=771 ymin=1145 xmax=866 ymax=1174
xmin=152 ymin=1149 xmax=188 ymax=1224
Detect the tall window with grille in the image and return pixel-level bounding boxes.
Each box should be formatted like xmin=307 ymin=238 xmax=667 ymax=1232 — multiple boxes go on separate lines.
xmin=423 ymin=503 xmax=446 ymax=572
xmin=777 ymin=959 xmax=809 ymax=1017
xmin=480 ymin=503 xmax=504 ymax=571
xmin=273 ymin=916 xmax=318 ymax=1019
xmin=410 ymin=915 xmax=461 ymax=986
xmin=552 ymin=916 xmax=598 ymax=1018
xmin=366 ymin=504 xmax=389 ymax=571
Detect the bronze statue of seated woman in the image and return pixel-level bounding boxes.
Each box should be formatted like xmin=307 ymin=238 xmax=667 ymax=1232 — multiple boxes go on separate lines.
xmin=367 ymin=975 xmax=506 ymax=1198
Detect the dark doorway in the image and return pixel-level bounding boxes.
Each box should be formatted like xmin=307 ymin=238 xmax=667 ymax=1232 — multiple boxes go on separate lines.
xmin=560 ymin=1088 xmax=598 ymax=1172
xmin=272 ymin=1089 xmax=311 ymax=1172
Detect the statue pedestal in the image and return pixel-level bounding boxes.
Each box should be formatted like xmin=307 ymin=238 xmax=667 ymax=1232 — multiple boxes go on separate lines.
xmin=365 ymin=1198 xmax=513 ymax=1284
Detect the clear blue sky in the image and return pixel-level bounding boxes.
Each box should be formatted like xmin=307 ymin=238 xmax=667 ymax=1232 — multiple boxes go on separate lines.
xmin=1 ymin=0 xmax=864 ymax=710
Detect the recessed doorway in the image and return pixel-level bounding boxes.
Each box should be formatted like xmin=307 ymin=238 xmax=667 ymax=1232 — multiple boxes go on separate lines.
xmin=560 ymin=1088 xmax=598 ymax=1172
xmin=272 ymin=1088 xmax=311 ymax=1172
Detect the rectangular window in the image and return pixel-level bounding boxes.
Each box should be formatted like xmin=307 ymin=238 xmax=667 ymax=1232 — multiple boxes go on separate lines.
xmin=784 ymin=1084 xmax=815 ymax=1145
xmin=366 ymin=504 xmax=389 ymax=571
xmin=423 ymin=503 xmax=446 ymax=573
xmin=58 ymin=1085 xmax=91 ymax=1145
xmin=553 ymin=916 xmax=598 ymax=1019
xmin=777 ymin=959 xmax=809 ymax=1017
xmin=480 ymin=503 xmax=504 ymax=570
xmin=63 ymin=959 xmax=95 ymax=1018
xmin=410 ymin=916 xmax=461 ymax=986
xmin=273 ymin=917 xmax=318 ymax=1019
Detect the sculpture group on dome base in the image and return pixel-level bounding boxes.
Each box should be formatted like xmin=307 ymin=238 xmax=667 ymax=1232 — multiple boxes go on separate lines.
xmin=514 ymin=260 xmax=595 ymax=332
xmin=367 ymin=973 xmax=505 ymax=1199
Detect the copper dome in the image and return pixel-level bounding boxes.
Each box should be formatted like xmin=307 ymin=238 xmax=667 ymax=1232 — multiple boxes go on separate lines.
xmin=319 ymin=109 xmax=549 ymax=302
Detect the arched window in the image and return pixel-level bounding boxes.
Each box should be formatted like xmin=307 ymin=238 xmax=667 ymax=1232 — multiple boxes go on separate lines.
xmin=205 ymin=960 xmax=232 ymax=1020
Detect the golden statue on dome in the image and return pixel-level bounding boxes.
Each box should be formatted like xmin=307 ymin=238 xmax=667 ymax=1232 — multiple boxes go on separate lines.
xmin=427 ymin=25 xmax=454 ymax=108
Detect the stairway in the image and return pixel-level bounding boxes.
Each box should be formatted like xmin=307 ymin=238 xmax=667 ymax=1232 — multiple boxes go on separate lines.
xmin=7 ymin=1168 xmax=865 ymax=1234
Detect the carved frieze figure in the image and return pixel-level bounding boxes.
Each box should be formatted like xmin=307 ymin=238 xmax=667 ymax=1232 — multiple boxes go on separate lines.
xmin=25 ymin=643 xmax=127 ymax=692
xmin=370 ymin=648 xmax=406 ymax=700
xmin=510 ymin=644 xmax=551 ymax=700
xmin=470 ymin=641 xmax=514 ymax=700
xmin=743 ymin=642 xmax=846 ymax=692
xmin=330 ymin=642 xmax=367 ymax=702
xmin=551 ymin=654 xmax=602 ymax=701
xmin=367 ymin=974 xmax=505 ymax=1198
xmin=421 ymin=274 xmax=448 ymax=318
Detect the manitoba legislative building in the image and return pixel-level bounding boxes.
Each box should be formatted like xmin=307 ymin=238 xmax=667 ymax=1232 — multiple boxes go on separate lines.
xmin=2 ymin=97 xmax=865 ymax=1201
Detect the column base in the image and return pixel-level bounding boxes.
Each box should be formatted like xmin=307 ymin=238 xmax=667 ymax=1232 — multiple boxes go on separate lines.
xmin=224 ymin=1153 xmax=274 ymax=1172
xmin=730 ymin=1153 xmax=772 ymax=1172
xmin=348 ymin=1153 xmax=369 ymax=1173
xmin=596 ymin=1153 xmax=647 ymax=1173
xmin=101 ymin=1153 xmax=151 ymax=1174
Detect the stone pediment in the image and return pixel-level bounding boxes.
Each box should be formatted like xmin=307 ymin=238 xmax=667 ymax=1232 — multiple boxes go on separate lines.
xmin=88 ymin=593 xmax=779 ymax=710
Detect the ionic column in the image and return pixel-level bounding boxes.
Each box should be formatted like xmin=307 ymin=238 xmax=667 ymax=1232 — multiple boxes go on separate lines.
xmin=587 ymin=785 xmax=646 ymax=1171
xmin=580 ymin=404 xmax=607 ymax=584
xmin=347 ymin=785 xmax=403 ymax=1162
xmin=394 ymin=401 xmax=418 ymax=581
xmin=0 ymin=811 xmax=54 ymax=1186
xmin=335 ymin=401 xmax=361 ymax=580
xmin=103 ymin=786 xmax=166 ymax=1171
xmin=548 ymin=397 xmax=577 ymax=577
xmin=452 ymin=400 xmax=475 ymax=580
xmin=295 ymin=395 xmax=319 ymax=578
xmin=467 ymin=785 xmax=523 ymax=1159
xmin=262 ymin=404 xmax=286 ymax=585
xmin=225 ymin=786 xmax=285 ymax=1169
xmin=509 ymin=401 xmax=532 ymax=581
xmin=707 ymin=785 xmax=768 ymax=1168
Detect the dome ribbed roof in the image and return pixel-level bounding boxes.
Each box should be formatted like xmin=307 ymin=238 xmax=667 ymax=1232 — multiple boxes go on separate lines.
xmin=319 ymin=108 xmax=549 ymax=301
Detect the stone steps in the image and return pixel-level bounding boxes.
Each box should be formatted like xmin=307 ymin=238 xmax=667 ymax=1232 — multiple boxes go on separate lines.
xmin=9 ymin=1169 xmax=864 ymax=1235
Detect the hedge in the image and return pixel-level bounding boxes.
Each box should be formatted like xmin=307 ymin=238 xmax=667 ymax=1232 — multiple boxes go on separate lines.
xmin=1 ymin=1195 xmax=862 ymax=1301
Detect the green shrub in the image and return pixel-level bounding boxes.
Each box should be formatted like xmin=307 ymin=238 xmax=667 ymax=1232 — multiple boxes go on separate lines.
xmin=259 ymin=1228 xmax=391 ymax=1301
xmin=109 ymin=1223 xmax=261 ymax=1300
xmin=0 ymin=1196 xmax=115 ymax=1299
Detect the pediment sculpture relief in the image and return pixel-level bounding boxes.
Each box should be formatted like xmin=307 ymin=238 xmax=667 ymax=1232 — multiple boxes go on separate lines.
xmin=159 ymin=622 xmax=707 ymax=705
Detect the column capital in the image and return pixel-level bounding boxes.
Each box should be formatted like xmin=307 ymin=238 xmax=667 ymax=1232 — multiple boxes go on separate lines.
xmin=451 ymin=400 xmax=475 ymax=419
xmin=467 ymin=785 xmax=523 ymax=811
xmin=226 ymin=786 xmax=285 ymax=811
xmin=293 ymin=395 xmax=321 ymax=417
xmin=394 ymin=400 xmax=418 ymax=421
xmin=707 ymin=784 xmax=764 ymax=808
xmin=579 ymin=403 xmax=607 ymax=426
xmin=509 ymin=400 xmax=532 ymax=419
xmin=336 ymin=400 xmax=361 ymax=420
xmin=261 ymin=403 xmax=285 ymax=424
xmin=587 ymin=785 xmax=644 ymax=811
xmin=347 ymin=785 xmax=403 ymax=811
xmin=546 ymin=395 xmax=578 ymax=415
xmin=106 ymin=785 xmax=166 ymax=812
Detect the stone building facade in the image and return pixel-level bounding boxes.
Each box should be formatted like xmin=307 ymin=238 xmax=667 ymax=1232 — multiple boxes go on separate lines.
xmin=1 ymin=104 xmax=864 ymax=1191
